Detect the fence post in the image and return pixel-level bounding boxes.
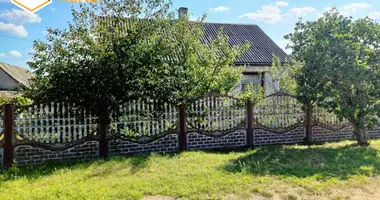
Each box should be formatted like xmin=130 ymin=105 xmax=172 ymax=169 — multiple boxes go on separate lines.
xmin=178 ymin=104 xmax=187 ymax=151
xmin=246 ymin=100 xmax=254 ymax=147
xmin=305 ymin=102 xmax=313 ymax=144
xmin=3 ymin=104 xmax=14 ymax=168
xmin=98 ymin=120 xmax=109 ymax=158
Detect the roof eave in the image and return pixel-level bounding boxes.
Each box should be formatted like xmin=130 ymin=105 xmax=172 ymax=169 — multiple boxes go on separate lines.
xmin=233 ymin=62 xmax=288 ymax=66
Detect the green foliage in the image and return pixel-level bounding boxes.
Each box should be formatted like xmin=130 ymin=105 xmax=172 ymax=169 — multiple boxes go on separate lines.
xmin=237 ymin=83 xmax=265 ymax=104
xmin=158 ymin=17 xmax=249 ymax=103
xmin=285 ymin=8 xmax=380 ymax=145
xmin=2 ymin=140 xmax=380 ymax=199
xmin=0 ymin=98 xmax=7 ymax=105
xmin=0 ymin=96 xmax=31 ymax=106
xmin=11 ymin=96 xmax=31 ymax=106
xmin=267 ymin=55 xmax=298 ymax=95
xmin=25 ymin=0 xmax=247 ymax=123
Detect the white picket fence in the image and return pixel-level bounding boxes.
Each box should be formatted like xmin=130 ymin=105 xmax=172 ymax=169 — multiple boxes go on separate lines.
xmin=112 ymin=100 xmax=178 ymax=137
xmin=313 ymin=107 xmax=349 ymax=126
xmin=253 ymin=94 xmax=305 ymax=129
xmin=3 ymin=94 xmax=354 ymax=144
xmin=14 ymin=103 xmax=97 ymax=143
xmin=187 ymin=96 xmax=246 ymax=131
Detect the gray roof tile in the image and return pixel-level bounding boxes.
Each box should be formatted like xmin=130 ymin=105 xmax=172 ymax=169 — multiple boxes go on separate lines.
xmin=101 ymin=17 xmax=288 ymax=65
xmin=0 ymin=62 xmax=33 ymax=87
xmin=202 ymin=22 xmax=288 ymax=65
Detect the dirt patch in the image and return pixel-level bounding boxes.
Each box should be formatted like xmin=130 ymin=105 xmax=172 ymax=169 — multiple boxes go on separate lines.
xmin=142 ymin=195 xmax=176 ymax=200
xmin=347 ymin=189 xmax=380 ymax=200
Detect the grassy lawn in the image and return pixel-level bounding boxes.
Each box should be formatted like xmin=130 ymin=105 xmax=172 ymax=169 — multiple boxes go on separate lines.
xmin=2 ymin=141 xmax=380 ymax=200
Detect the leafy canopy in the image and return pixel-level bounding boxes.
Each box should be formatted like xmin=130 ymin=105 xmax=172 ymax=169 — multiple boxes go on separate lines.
xmin=26 ymin=0 xmax=248 ymax=121
xmin=285 ymin=9 xmax=380 ymax=145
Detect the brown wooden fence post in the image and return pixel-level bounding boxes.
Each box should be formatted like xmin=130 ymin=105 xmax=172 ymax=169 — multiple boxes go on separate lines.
xmin=178 ymin=104 xmax=187 ymax=151
xmin=3 ymin=104 xmax=15 ymax=168
xmin=98 ymin=119 xmax=109 ymax=158
xmin=305 ymin=102 xmax=313 ymax=145
xmin=246 ymin=100 xmax=254 ymax=147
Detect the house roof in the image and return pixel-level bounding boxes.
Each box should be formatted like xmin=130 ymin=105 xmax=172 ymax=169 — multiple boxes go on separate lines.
xmin=0 ymin=62 xmax=33 ymax=87
xmin=101 ymin=17 xmax=288 ymax=66
xmin=202 ymin=22 xmax=288 ymax=65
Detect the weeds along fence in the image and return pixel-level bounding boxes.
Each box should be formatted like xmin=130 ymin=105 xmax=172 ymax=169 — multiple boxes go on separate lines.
xmin=0 ymin=92 xmax=379 ymax=167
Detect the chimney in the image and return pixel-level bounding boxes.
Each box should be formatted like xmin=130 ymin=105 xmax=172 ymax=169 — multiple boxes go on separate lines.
xmin=178 ymin=7 xmax=188 ymax=18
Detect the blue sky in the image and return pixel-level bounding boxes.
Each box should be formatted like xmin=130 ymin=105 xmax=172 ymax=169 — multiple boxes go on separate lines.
xmin=0 ymin=0 xmax=379 ymax=69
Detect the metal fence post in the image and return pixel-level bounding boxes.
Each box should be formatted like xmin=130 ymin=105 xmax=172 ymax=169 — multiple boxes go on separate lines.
xmin=246 ymin=100 xmax=254 ymax=147
xmin=179 ymin=104 xmax=187 ymax=151
xmin=3 ymin=104 xmax=15 ymax=168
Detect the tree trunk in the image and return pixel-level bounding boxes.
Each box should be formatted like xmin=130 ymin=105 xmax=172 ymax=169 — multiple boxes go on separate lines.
xmin=353 ymin=123 xmax=369 ymax=146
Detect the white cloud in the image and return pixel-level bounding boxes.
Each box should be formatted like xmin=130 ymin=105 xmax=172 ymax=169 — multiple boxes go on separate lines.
xmin=324 ymin=7 xmax=333 ymax=12
xmin=239 ymin=5 xmax=283 ymax=24
xmin=0 ymin=22 xmax=28 ymax=37
xmin=319 ymin=3 xmax=372 ymax=18
xmin=42 ymin=30 xmax=49 ymax=36
xmin=209 ymin=6 xmax=230 ymax=13
xmin=276 ymin=1 xmax=288 ymax=7
xmin=287 ymin=6 xmax=316 ymax=17
xmin=342 ymin=2 xmax=371 ymax=15
xmin=369 ymin=11 xmax=380 ymax=19
xmin=277 ymin=40 xmax=292 ymax=54
xmin=315 ymin=7 xmax=334 ymax=19
xmin=0 ymin=53 xmax=5 ymax=57
xmin=28 ymin=48 xmax=35 ymax=54
xmin=9 ymin=50 xmax=22 ymax=58
xmin=0 ymin=9 xmax=41 ymax=25
xmin=316 ymin=13 xmax=324 ymax=19
xmin=190 ymin=15 xmax=200 ymax=21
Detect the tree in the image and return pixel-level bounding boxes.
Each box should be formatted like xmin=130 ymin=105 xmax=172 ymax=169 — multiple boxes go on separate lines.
xmin=266 ymin=55 xmax=298 ymax=95
xmin=25 ymin=0 xmax=248 ymax=148
xmin=0 ymin=95 xmax=30 ymax=106
xmin=143 ymin=12 xmax=249 ymax=104
xmin=285 ymin=9 xmax=380 ymax=146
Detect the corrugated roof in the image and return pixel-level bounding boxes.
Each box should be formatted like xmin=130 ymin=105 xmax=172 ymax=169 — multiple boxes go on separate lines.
xmin=202 ymin=22 xmax=288 ymax=65
xmin=0 ymin=62 xmax=34 ymax=86
xmin=101 ymin=17 xmax=289 ymax=65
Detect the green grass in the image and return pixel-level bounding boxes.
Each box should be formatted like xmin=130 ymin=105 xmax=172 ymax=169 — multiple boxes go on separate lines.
xmin=2 ymin=140 xmax=380 ymax=200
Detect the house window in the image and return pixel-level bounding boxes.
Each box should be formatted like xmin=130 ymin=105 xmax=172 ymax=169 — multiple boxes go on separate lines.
xmin=241 ymin=72 xmax=264 ymax=92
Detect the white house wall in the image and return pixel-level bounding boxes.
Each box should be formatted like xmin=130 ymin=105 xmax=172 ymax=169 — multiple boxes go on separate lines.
xmin=264 ymin=72 xmax=279 ymax=95
xmin=232 ymin=65 xmax=279 ymax=96
xmin=0 ymin=68 xmax=19 ymax=90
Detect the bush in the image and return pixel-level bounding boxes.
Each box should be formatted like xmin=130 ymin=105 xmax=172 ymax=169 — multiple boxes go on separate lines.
xmin=0 ymin=95 xmax=31 ymax=106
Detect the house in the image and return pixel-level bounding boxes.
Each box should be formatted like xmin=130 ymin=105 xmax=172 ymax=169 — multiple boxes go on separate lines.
xmin=0 ymin=61 xmax=33 ymax=91
xmin=179 ymin=7 xmax=288 ymax=95
xmin=104 ymin=7 xmax=288 ymax=95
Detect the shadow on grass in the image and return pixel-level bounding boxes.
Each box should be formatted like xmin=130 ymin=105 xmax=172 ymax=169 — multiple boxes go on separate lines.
xmin=84 ymin=154 xmax=153 ymax=178
xmin=223 ymin=144 xmax=380 ymax=180
xmin=0 ymin=152 xmax=177 ymax=182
